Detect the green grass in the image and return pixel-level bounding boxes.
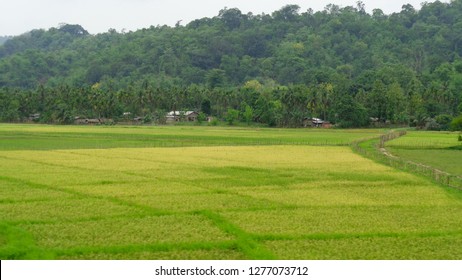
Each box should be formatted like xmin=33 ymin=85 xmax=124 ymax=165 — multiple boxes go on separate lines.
xmin=1 ymin=124 xmax=461 ymax=259
xmin=386 ymin=149 xmax=462 ymax=176
xmin=386 ymin=131 xmax=461 ymax=149
xmin=386 ymin=131 xmax=462 ymax=176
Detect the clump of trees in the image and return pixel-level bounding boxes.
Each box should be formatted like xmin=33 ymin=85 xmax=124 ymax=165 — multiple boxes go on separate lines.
xmin=1 ymin=1 xmax=462 ymax=127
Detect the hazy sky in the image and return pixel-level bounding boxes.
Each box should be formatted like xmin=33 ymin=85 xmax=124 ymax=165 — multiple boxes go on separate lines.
xmin=0 ymin=0 xmax=450 ymax=36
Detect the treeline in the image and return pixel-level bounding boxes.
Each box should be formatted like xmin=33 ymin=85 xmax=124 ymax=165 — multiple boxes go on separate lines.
xmin=1 ymin=1 xmax=462 ymax=128
xmin=1 ymin=70 xmax=461 ymax=128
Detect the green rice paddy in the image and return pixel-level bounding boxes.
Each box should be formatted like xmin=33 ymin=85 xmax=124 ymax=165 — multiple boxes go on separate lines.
xmin=0 ymin=124 xmax=461 ymax=259
xmin=387 ymin=131 xmax=462 ymax=176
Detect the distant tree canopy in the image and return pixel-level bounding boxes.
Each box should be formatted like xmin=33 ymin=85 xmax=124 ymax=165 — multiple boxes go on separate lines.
xmin=58 ymin=24 xmax=89 ymax=36
xmin=1 ymin=1 xmax=462 ymax=127
xmin=0 ymin=36 xmax=12 ymax=46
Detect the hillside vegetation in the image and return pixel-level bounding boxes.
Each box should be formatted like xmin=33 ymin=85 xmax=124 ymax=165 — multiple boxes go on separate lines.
xmin=1 ymin=1 xmax=462 ymax=127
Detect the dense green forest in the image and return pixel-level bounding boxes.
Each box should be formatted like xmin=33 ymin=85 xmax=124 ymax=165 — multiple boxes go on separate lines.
xmin=1 ymin=1 xmax=462 ymax=128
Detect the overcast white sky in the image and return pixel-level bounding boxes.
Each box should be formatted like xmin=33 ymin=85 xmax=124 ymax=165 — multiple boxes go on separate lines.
xmin=0 ymin=0 xmax=450 ymax=36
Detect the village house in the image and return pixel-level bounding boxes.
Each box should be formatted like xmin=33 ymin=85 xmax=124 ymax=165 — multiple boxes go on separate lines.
xmin=28 ymin=113 xmax=40 ymax=122
xmin=303 ymin=117 xmax=332 ymax=128
xmin=166 ymin=111 xmax=199 ymax=123
xmin=74 ymin=117 xmax=101 ymax=125
xmin=74 ymin=117 xmax=114 ymax=125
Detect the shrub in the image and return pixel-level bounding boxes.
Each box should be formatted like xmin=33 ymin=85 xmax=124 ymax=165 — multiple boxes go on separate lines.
xmin=197 ymin=112 xmax=207 ymax=124
xmin=435 ymin=114 xmax=453 ymax=130
xmin=153 ymin=110 xmax=167 ymax=125
xmin=425 ymin=118 xmax=440 ymax=131
xmin=450 ymin=115 xmax=462 ymax=131
xmin=209 ymin=118 xmax=219 ymax=126
xmin=243 ymin=105 xmax=253 ymax=125
xmin=143 ymin=115 xmax=152 ymax=124
xmin=226 ymin=109 xmax=239 ymax=125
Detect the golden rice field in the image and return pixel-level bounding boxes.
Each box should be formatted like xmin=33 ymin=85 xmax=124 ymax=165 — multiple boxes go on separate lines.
xmin=0 ymin=124 xmax=461 ymax=259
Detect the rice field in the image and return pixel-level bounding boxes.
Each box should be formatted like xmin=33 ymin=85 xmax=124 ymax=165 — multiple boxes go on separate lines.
xmin=0 ymin=124 xmax=380 ymax=150
xmin=1 ymin=124 xmax=461 ymax=259
xmin=386 ymin=131 xmax=462 ymax=176
xmin=386 ymin=131 xmax=461 ymax=149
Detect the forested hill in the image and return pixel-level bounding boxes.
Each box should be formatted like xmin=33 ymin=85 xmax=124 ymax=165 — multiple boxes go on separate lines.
xmin=1 ymin=1 xmax=462 ymax=128
xmin=0 ymin=36 xmax=12 ymax=46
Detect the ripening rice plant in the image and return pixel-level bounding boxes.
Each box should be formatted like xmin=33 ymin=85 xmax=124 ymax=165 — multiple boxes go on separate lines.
xmin=1 ymin=125 xmax=461 ymax=260
xmin=22 ymin=215 xmax=233 ymax=249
